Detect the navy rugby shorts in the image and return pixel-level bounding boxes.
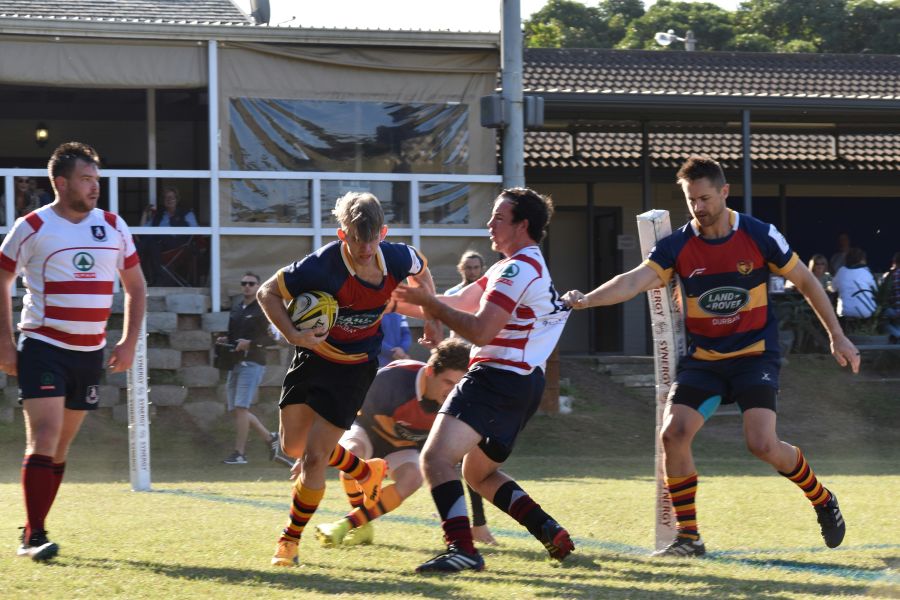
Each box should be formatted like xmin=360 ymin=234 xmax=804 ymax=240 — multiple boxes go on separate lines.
xmin=440 ymin=364 xmax=545 ymax=463
xmin=668 ymin=353 xmax=780 ymax=418
xmin=17 ymin=337 xmax=105 ymax=410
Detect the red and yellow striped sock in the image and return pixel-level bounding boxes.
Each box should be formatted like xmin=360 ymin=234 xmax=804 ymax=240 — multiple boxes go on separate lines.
xmin=280 ymin=482 xmax=325 ymax=543
xmin=666 ymin=472 xmax=699 ymax=540
xmin=347 ymin=483 xmax=402 ymax=527
xmin=779 ymin=447 xmax=830 ymax=506
xmin=340 ymin=473 xmax=365 ymax=509
xmin=328 ymin=445 xmax=370 ymax=482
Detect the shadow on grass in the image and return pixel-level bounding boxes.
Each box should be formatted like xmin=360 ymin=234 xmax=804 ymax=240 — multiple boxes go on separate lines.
xmin=52 ymin=552 xmax=883 ymax=599
xmin=57 ymin=556 xmax=457 ymax=597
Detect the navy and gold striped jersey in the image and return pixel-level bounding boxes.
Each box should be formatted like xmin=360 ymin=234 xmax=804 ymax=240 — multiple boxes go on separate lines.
xmin=645 ymin=210 xmax=799 ymax=361
xmin=277 ymin=240 xmax=427 ymax=364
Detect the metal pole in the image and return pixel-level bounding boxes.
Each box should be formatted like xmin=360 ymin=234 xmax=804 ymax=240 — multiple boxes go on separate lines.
xmin=742 ymin=109 xmax=752 ymax=215
xmin=147 ymin=89 xmax=157 ymax=207
xmin=208 ymin=40 xmax=221 ymax=311
xmin=502 ymin=0 xmax=524 ymax=189
xmin=642 ymin=122 xmax=652 ymax=212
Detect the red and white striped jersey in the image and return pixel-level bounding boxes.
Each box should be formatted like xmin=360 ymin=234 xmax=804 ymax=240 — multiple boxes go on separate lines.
xmin=0 ymin=206 xmax=140 ymax=351
xmin=470 ymin=245 xmax=570 ymax=375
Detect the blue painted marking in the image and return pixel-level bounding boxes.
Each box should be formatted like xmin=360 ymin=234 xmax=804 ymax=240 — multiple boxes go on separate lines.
xmin=153 ymin=487 xmax=900 ymax=585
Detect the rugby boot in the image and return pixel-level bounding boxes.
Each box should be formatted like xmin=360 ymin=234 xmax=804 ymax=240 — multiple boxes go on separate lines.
xmin=16 ymin=527 xmax=59 ymax=562
xmin=814 ymin=490 xmax=846 ymax=548
xmin=271 ymin=538 xmax=299 ymax=567
xmin=651 ymin=536 xmax=706 ymax=557
xmin=343 ymin=522 xmax=375 ymax=546
xmin=358 ymin=458 xmax=387 ymax=508
xmin=315 ymin=519 xmax=352 ymax=547
xmin=539 ymin=519 xmax=575 ymax=561
xmin=416 ymin=543 xmax=485 ymax=574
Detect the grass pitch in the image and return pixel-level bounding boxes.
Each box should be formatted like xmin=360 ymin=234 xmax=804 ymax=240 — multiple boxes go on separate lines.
xmin=0 ymin=355 xmax=897 ymax=599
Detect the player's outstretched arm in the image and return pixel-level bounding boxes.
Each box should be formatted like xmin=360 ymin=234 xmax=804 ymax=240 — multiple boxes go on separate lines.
xmin=784 ymin=262 xmax=860 ymax=374
xmin=108 ymin=264 xmax=147 ymax=373
xmin=0 ymin=268 xmax=18 ymax=375
xmin=392 ymin=283 xmax=507 ymax=347
xmin=562 ymin=263 xmax=663 ymax=310
xmin=401 ymin=265 xmax=444 ymax=347
xmin=257 ymin=275 xmax=327 ymax=349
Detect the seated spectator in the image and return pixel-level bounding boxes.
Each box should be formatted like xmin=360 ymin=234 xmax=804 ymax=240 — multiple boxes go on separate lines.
xmin=139 ymin=187 xmax=199 ymax=286
xmin=140 ymin=187 xmax=198 ymax=227
xmin=378 ymin=311 xmax=411 ymax=367
xmin=883 ymin=251 xmax=900 ymax=342
xmin=29 ymin=178 xmax=53 ymax=206
xmin=14 ymin=176 xmax=41 ymax=219
xmin=831 ymin=247 xmax=877 ymax=319
xmin=788 ymin=253 xmax=834 ymax=294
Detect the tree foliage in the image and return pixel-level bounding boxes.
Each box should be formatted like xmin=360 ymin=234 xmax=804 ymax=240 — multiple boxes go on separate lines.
xmin=522 ymin=0 xmax=900 ymax=53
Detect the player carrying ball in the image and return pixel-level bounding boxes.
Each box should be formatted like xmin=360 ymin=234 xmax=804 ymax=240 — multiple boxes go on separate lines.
xmin=257 ymin=191 xmax=441 ymax=567
xmin=563 ymin=156 xmax=857 ymax=557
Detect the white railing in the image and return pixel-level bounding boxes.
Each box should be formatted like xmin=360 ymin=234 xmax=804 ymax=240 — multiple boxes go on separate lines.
xmin=0 ymin=168 xmax=500 ymax=308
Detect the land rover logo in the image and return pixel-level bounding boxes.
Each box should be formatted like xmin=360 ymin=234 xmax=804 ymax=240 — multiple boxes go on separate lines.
xmin=73 ymin=252 xmax=95 ymax=271
xmin=698 ymin=287 xmax=749 ymax=316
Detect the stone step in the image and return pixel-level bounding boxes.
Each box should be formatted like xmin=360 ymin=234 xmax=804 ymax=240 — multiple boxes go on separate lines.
xmin=610 ymin=373 xmax=656 ymax=387
xmin=595 ymin=362 xmax=654 ymax=376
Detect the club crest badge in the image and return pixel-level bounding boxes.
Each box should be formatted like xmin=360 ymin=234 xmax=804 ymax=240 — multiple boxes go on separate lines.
xmin=91 ymin=225 xmax=107 ymax=241
xmin=736 ymin=260 xmax=753 ymax=276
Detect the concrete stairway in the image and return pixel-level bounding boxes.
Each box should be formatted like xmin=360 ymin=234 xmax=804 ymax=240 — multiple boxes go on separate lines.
xmin=564 ymin=354 xmax=657 ymax=402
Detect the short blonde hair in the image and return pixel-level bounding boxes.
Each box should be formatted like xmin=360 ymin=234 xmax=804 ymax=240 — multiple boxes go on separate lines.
xmin=332 ymin=192 xmax=384 ymax=242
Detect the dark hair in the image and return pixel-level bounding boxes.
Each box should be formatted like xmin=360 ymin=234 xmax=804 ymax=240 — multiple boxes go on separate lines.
xmin=846 ymin=247 xmax=866 ymax=266
xmin=427 ymin=338 xmax=471 ymax=374
xmin=457 ymin=250 xmax=484 ymax=270
xmin=501 ymin=187 xmax=554 ymax=243
xmin=892 ymin=251 xmax=900 ymax=267
xmin=676 ymin=156 xmax=726 ymax=189
xmin=47 ymin=142 xmax=100 ymax=184
xmin=243 ymin=271 xmax=261 ymax=284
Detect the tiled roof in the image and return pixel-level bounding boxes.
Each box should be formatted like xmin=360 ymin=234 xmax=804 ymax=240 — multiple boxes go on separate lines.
xmin=524 ymin=48 xmax=900 ymax=101
xmin=525 ymin=130 xmax=900 ymax=172
xmin=0 ymin=0 xmax=251 ymax=25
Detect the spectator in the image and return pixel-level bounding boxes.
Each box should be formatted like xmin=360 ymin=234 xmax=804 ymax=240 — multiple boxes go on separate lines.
xmin=28 ymin=178 xmax=53 ymax=206
xmin=139 ymin=187 xmax=199 ymax=286
xmin=883 ymin=252 xmax=900 ymax=342
xmin=444 ymin=251 xmax=485 ymax=296
xmin=14 ymin=176 xmax=41 ymax=219
xmin=218 ymin=272 xmax=290 ymax=466
xmin=378 ymin=311 xmax=411 ymax=367
xmin=832 ymin=247 xmax=877 ymax=318
xmin=829 ymin=233 xmax=851 ymax=275
xmin=806 ymin=254 xmax=833 ymax=293
xmin=140 ymin=187 xmax=198 ymax=227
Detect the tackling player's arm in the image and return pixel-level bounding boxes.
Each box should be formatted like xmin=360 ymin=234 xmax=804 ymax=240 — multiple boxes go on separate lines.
xmin=256 ymin=274 xmax=327 ymax=349
xmin=107 ymin=264 xmax=147 ymax=372
xmin=0 ymin=267 xmax=18 ymax=375
xmin=392 ymin=282 xmax=508 ymax=347
xmin=783 ymin=261 xmax=860 ymax=374
xmin=562 ymin=263 xmax=664 ymax=309
xmin=396 ymin=261 xmax=445 ymax=347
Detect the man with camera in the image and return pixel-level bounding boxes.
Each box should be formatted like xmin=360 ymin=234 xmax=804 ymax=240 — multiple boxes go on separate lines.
xmin=217 ymin=272 xmax=290 ymax=466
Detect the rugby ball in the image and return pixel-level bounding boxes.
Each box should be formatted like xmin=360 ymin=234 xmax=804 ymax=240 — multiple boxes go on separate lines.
xmin=286 ymin=291 xmax=339 ymax=333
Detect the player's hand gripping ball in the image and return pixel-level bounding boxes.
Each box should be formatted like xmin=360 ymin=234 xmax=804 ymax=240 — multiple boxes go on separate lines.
xmin=287 ymin=291 xmax=339 ymax=334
